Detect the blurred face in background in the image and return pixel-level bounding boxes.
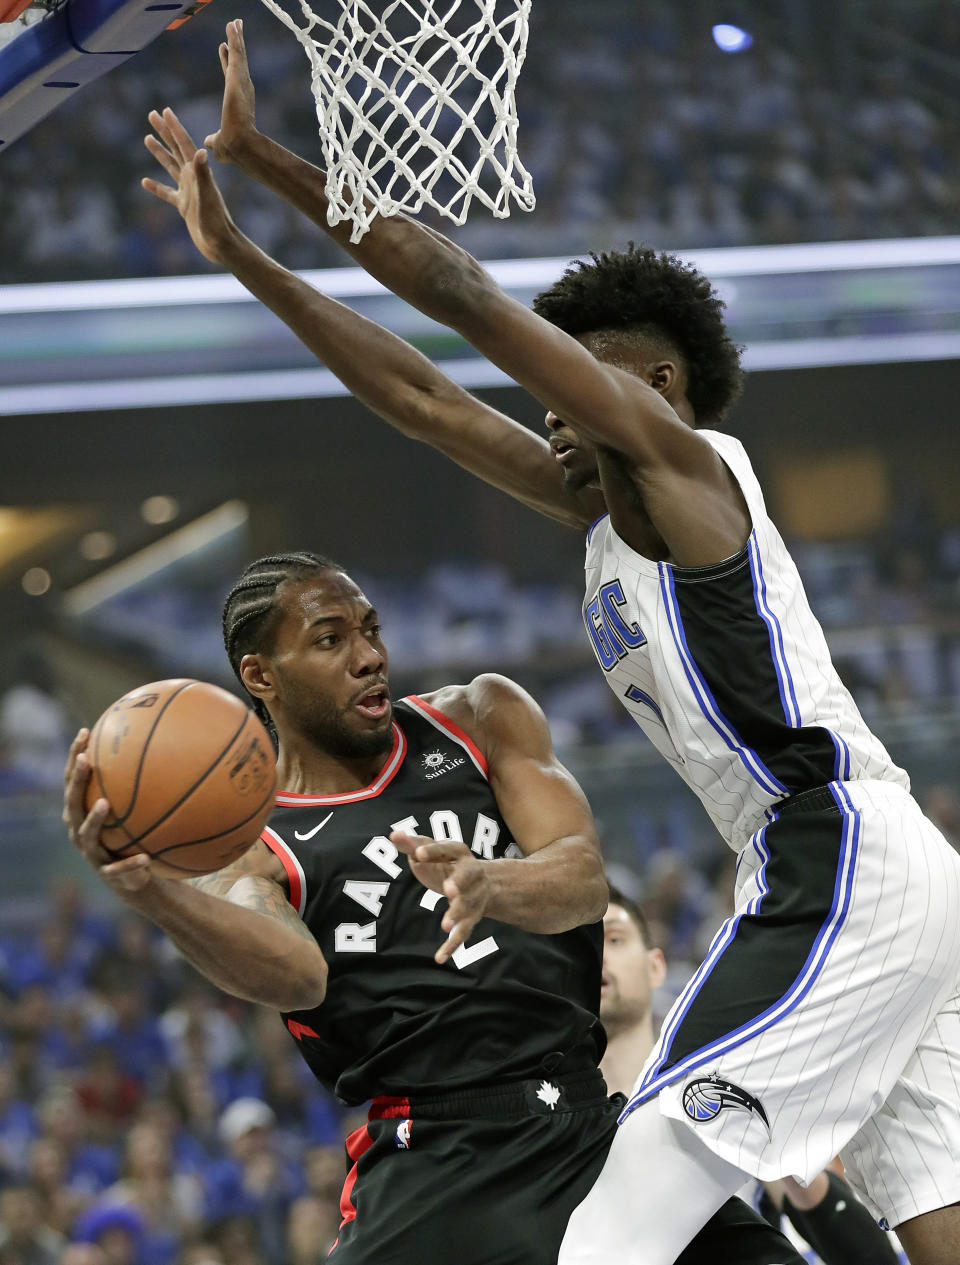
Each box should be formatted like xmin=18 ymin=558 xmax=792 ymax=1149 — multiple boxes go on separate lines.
xmin=600 ymin=903 xmax=666 ymax=1038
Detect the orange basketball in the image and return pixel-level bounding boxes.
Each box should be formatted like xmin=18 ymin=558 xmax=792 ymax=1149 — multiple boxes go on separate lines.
xmin=84 ymin=679 xmax=277 ymax=879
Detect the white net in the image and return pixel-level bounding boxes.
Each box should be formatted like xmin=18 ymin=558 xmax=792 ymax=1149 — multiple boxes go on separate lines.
xmin=258 ymin=0 xmax=535 ymax=242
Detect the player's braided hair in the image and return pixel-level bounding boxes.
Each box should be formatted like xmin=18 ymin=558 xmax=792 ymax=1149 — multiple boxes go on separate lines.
xmin=532 ymin=244 xmax=744 ymax=423
xmin=221 ymin=551 xmax=342 ymax=726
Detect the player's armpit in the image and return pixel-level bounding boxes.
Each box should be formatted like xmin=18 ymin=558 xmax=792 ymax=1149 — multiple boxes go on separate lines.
xmin=225 ymin=874 xmax=319 ymax=947
xmin=188 ymin=837 xmax=287 ymax=900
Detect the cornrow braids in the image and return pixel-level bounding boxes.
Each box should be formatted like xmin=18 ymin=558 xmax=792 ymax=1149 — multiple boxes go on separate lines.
xmin=532 ymin=244 xmax=744 ymax=423
xmin=221 ymin=551 xmax=342 ymax=727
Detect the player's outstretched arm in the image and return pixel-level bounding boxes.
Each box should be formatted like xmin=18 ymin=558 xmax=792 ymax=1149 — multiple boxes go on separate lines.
xmin=143 ymin=96 xmax=599 ymax=530
xmin=391 ymin=675 xmax=607 ymax=963
xmin=202 ymin=21 xmax=745 ymax=564
xmin=63 ymin=730 xmax=327 ymax=1011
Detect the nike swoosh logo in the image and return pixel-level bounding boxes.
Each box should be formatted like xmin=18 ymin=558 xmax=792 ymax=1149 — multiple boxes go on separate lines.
xmin=294 ymin=811 xmax=334 ymax=841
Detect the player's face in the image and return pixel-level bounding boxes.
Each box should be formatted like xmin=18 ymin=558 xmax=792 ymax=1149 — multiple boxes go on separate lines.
xmin=544 ymin=411 xmax=600 ymax=491
xmin=600 ymin=905 xmax=664 ymax=1033
xmin=267 ymin=572 xmax=393 ymax=759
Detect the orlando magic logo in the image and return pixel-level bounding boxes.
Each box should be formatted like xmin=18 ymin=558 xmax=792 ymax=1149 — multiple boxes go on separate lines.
xmin=682 ymin=1072 xmax=770 ymax=1134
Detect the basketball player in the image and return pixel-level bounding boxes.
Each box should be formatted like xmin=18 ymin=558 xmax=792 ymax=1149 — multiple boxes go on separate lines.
xmin=139 ymin=24 xmax=960 ymax=1265
xmin=599 ymin=886 xmax=902 ymax=1265
xmin=63 ymin=555 xmax=805 ymax=1265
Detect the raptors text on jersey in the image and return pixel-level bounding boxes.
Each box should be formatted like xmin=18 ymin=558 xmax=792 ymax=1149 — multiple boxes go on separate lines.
xmin=262 ymin=696 xmax=604 ymax=1104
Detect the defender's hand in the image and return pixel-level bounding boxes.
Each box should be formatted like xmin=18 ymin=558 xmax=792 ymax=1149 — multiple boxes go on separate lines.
xmin=204 ymin=19 xmax=258 ymax=164
xmin=142 ymin=108 xmax=237 ymax=265
xmin=391 ymin=833 xmax=492 ymax=964
xmin=63 ymin=730 xmax=153 ymax=893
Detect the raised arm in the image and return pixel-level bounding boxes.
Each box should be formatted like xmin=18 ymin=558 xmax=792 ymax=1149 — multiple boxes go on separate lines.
xmin=200 ymin=21 xmax=746 ymax=564
xmin=143 ymin=96 xmax=600 ymax=530
xmin=63 ymin=730 xmax=327 ymax=1011
xmin=390 ymin=674 xmax=607 ymax=962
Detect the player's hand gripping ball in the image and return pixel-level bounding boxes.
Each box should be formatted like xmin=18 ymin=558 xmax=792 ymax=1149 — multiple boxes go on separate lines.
xmin=84 ymin=679 xmax=276 ymax=878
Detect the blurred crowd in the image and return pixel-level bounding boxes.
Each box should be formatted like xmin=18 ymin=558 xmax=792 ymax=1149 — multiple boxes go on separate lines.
xmin=0 ymin=881 xmax=352 ymax=1265
xmin=2 ymin=0 xmax=960 ymax=282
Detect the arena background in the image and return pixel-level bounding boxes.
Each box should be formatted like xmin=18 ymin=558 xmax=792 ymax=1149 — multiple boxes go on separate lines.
xmin=0 ymin=0 xmax=957 ymax=1261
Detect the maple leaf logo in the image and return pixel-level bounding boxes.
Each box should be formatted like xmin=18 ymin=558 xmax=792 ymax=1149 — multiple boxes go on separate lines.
xmin=536 ymin=1080 xmax=561 ymax=1110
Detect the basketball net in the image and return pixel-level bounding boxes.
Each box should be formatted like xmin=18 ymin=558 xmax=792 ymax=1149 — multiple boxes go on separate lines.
xmin=258 ymin=0 xmax=536 ymax=242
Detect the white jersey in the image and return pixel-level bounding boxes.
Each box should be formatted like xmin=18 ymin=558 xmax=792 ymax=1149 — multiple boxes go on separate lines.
xmin=582 ymin=429 xmax=908 ymax=850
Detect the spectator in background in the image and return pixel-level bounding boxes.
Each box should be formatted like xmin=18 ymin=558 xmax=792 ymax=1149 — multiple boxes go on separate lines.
xmin=75 ymin=1046 xmax=144 ymax=1143
xmin=36 ymin=1089 xmax=118 ymax=1202
xmin=206 ymin=1099 xmax=304 ymax=1265
xmin=0 ymin=1185 xmax=66 ymax=1265
xmin=71 ymin=1205 xmax=146 ymax=1265
xmin=99 ymin=1120 xmax=205 ymax=1265
xmin=61 ymin=1247 xmax=107 ymax=1265
xmin=286 ymin=1192 xmax=338 ymax=1265
xmin=0 ymin=1059 xmax=38 ymax=1179
xmin=26 ymin=1136 xmax=87 ymax=1237
xmin=0 ymin=653 xmax=71 ymax=789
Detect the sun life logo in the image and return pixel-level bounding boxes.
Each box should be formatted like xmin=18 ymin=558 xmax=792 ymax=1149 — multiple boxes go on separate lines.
xmin=421 ymin=749 xmax=466 ymax=780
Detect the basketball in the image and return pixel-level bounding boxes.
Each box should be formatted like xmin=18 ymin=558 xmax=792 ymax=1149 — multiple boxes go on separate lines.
xmin=84 ymin=679 xmax=276 ymax=879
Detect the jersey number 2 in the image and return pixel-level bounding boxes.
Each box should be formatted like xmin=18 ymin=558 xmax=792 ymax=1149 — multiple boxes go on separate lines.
xmin=419 ymin=890 xmax=499 ymax=968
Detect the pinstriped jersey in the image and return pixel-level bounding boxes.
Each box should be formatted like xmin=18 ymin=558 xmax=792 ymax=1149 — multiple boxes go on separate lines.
xmin=583 ymin=430 xmax=908 ymax=851
xmin=260 ymin=695 xmax=604 ymax=1105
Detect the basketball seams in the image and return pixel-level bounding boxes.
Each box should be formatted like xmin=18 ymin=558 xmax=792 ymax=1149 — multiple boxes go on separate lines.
xmin=99 ymin=819 xmax=134 ymax=857
xmin=127 ymin=705 xmax=254 ymax=846
xmin=106 ymin=680 xmax=196 ymax=827
xmin=87 ymin=678 xmax=277 ymax=878
xmin=145 ymin=781 xmax=277 ymax=859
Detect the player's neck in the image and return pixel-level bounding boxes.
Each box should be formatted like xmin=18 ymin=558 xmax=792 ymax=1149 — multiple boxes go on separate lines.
xmin=275 ymin=737 xmax=394 ymax=797
xmin=600 ymin=1015 xmax=656 ymax=1098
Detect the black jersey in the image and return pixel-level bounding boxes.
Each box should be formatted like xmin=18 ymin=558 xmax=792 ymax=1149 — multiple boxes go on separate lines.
xmin=261 ymin=695 xmax=604 ymax=1105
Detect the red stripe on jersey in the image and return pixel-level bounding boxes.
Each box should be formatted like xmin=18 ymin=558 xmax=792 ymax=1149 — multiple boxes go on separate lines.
xmin=369 ymin=1095 xmax=411 ymax=1120
xmin=261 ymin=826 xmax=303 ymax=915
xmin=331 ymin=1123 xmax=374 ymax=1247
xmin=404 ymin=695 xmax=488 ymax=778
xmin=286 ymin=1019 xmax=321 ymax=1041
xmin=275 ymin=724 xmax=406 ymax=805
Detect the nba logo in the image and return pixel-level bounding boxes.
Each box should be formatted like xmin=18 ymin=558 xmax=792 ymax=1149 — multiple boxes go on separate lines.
xmin=396 ymin=1119 xmax=412 ymax=1149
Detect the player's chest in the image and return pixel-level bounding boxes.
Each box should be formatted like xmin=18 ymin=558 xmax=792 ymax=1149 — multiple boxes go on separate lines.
xmin=269 ymin=775 xmax=519 ymax=954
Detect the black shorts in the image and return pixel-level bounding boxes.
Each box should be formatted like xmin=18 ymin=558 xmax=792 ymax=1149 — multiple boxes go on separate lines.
xmin=328 ymin=1070 xmax=805 ymax=1264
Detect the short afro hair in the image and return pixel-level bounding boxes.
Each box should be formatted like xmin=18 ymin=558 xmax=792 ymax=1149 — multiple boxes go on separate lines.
xmin=532 ymin=244 xmax=744 ymax=423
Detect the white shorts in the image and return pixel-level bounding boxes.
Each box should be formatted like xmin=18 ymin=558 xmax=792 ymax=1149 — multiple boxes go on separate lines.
xmin=624 ymin=779 xmax=960 ymax=1227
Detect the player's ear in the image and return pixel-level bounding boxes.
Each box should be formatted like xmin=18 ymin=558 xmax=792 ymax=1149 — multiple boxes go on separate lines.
xmin=240 ymin=653 xmax=275 ymax=704
xmin=648 ymin=947 xmax=667 ymax=990
xmin=646 ymin=359 xmax=679 ymax=397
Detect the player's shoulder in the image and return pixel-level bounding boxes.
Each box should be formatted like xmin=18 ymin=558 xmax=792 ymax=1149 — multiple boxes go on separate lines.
xmin=414 ymin=675 xmax=541 ymax=747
